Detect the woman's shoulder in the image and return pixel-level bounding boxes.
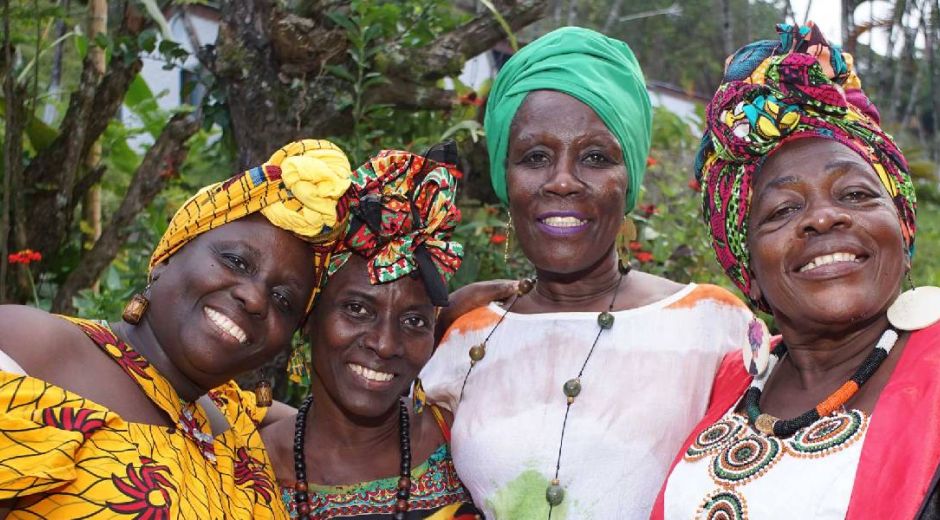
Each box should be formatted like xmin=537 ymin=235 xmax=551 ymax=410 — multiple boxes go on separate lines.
xmin=0 ymin=306 xmax=97 ymax=373
xmin=661 ymin=282 xmax=751 ymax=313
xmin=438 ymin=304 xmax=504 ymax=346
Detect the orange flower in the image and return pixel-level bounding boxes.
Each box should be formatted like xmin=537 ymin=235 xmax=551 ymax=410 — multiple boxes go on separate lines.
xmin=628 ymin=240 xmax=643 ymax=251
xmin=635 ymin=251 xmax=654 ymax=263
xmin=639 ymin=204 xmax=657 ymax=217
xmin=490 ymin=233 xmax=507 ymax=245
xmin=688 ymin=178 xmax=702 ymax=192
xmin=646 ymin=156 xmax=658 ymax=167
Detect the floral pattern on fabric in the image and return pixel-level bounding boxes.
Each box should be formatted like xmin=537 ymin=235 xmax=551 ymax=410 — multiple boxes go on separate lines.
xmin=695 ymin=22 xmax=917 ymax=309
xmin=279 ymin=443 xmax=478 ymax=519
xmin=0 ymin=317 xmax=287 ymax=519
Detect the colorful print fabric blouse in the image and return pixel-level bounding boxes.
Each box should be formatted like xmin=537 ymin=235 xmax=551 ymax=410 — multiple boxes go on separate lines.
xmin=0 ymin=317 xmax=286 ymax=519
xmin=280 ymin=443 xmax=480 ymax=519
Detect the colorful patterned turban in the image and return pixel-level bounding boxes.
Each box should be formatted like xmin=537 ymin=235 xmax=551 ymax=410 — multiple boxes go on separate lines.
xmin=695 ymin=22 xmax=917 ymax=309
xmin=327 ymin=143 xmax=464 ymax=307
xmin=484 ymin=26 xmax=652 ymax=212
xmin=150 ymin=139 xmax=352 ymax=312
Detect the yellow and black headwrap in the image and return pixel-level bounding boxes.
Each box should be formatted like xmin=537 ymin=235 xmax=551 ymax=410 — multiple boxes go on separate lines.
xmin=150 ymin=139 xmax=352 ymax=313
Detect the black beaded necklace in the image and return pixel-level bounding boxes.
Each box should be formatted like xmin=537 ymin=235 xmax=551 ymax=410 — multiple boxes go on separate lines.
xmin=457 ymin=266 xmax=628 ymax=518
xmin=292 ymin=395 xmax=412 ymax=520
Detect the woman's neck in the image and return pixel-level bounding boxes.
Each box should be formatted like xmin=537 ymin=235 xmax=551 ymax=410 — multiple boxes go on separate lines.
xmin=774 ymin=313 xmax=892 ymax=389
xmin=528 ymin=251 xmax=622 ymax=311
xmin=305 ymin=381 xmax=400 ymax=451
xmin=111 ymin=319 xmax=208 ymax=402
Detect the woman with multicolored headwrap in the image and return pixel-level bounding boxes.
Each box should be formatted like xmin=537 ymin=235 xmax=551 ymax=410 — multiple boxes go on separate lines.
xmin=419 ymin=27 xmax=757 ymax=519
xmin=0 ymin=139 xmax=352 ymax=519
xmin=652 ymin=23 xmax=940 ymax=519
xmin=261 ymin=147 xmax=483 ymax=519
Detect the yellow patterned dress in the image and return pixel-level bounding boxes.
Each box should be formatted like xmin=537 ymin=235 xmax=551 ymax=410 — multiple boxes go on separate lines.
xmin=0 ymin=317 xmax=288 ymax=519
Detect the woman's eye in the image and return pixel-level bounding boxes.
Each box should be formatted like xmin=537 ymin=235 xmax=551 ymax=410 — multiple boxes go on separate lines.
xmin=521 ymin=151 xmax=550 ymax=166
xmin=843 ymin=190 xmax=874 ymax=202
xmin=272 ymin=291 xmax=293 ymax=313
xmin=222 ymin=253 xmax=250 ymax=272
xmin=403 ymin=316 xmax=428 ymax=329
xmin=583 ymin=151 xmax=612 ymax=165
xmin=765 ymin=204 xmax=799 ymax=222
xmin=345 ymin=303 xmax=368 ymax=317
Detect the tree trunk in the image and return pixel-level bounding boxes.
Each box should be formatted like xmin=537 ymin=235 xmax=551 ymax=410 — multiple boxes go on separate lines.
xmin=42 ymin=0 xmax=70 ymax=124
xmin=214 ymin=0 xmax=548 ymax=167
xmin=82 ymin=0 xmax=106 ymax=291
xmin=721 ymin=0 xmax=733 ymax=57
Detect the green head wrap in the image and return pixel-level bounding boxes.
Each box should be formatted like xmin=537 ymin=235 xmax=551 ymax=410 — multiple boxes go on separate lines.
xmin=484 ymin=26 xmax=652 ymax=212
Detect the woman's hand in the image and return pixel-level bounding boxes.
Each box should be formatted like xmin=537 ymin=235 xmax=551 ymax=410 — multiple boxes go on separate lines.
xmin=436 ymin=280 xmax=518 ymax=341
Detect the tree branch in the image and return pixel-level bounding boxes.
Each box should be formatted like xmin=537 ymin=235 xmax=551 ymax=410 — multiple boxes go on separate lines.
xmin=51 ymin=112 xmax=203 ymax=313
xmin=365 ymin=78 xmax=455 ymax=110
xmin=385 ymin=0 xmax=547 ymax=81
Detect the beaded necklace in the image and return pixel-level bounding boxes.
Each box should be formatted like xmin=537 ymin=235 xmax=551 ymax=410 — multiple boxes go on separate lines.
xmin=743 ymin=327 xmax=899 ymax=438
xmin=292 ymin=396 xmax=412 ymax=520
xmin=457 ymin=267 xmax=628 ymax=517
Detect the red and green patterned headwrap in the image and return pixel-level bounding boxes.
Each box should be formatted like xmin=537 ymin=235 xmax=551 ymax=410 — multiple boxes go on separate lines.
xmin=327 ymin=144 xmax=464 ymax=306
xmin=695 ymin=22 xmax=917 ymax=310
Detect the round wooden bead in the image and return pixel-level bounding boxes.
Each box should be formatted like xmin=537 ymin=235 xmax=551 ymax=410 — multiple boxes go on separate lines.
xmin=517 ymin=278 xmax=535 ymax=295
xmin=563 ymin=378 xmax=581 ymax=398
xmin=546 ymin=482 xmax=565 ymax=506
xmin=396 ymin=498 xmax=408 ymax=511
xmin=469 ymin=344 xmax=486 ymax=362
xmin=398 ymin=476 xmax=410 ymax=490
xmin=298 ymin=502 xmax=310 ymax=515
xmin=295 ymin=481 xmax=307 ymax=493
xmin=597 ymin=311 xmax=614 ymax=329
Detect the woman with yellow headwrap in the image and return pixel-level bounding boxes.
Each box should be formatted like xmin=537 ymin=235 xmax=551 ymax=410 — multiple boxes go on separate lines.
xmin=0 ymin=139 xmax=352 ymax=519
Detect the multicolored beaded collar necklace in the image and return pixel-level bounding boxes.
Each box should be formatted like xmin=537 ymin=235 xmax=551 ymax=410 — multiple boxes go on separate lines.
xmin=743 ymin=327 xmax=899 ymax=437
xmin=458 ymin=266 xmax=629 ymax=517
xmin=292 ymin=396 xmax=412 ymax=519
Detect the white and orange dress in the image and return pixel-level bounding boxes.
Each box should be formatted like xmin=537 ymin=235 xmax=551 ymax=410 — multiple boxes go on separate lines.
xmin=419 ymin=283 xmax=755 ymax=519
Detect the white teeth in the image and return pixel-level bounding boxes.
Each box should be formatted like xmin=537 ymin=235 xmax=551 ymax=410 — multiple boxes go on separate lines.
xmin=799 ymin=252 xmax=859 ymax=272
xmin=542 ymin=216 xmax=586 ymax=228
xmin=348 ymin=363 xmax=394 ymax=383
xmin=204 ymin=307 xmax=248 ymax=344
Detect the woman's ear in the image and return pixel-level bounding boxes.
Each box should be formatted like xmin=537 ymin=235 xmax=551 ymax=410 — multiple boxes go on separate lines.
xmin=747 ymin=273 xmax=763 ymax=306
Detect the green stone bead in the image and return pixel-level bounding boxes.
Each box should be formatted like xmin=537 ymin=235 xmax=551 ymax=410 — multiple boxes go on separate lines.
xmin=545 ymin=483 xmax=565 ymax=506
xmin=469 ymin=344 xmax=486 ymax=362
xmin=597 ymin=311 xmax=615 ymax=329
xmin=563 ymin=378 xmax=581 ymax=398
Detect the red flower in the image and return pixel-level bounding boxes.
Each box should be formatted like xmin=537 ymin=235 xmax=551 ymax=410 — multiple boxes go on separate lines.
xmin=628 ymin=240 xmax=643 ymax=252
xmin=7 ymin=249 xmax=41 ymax=265
xmin=108 ymin=459 xmax=176 ymax=519
xmin=646 ymin=156 xmax=658 ymax=167
xmin=42 ymin=407 xmax=106 ymax=440
xmin=688 ymin=178 xmax=702 ymax=192
xmin=457 ymin=91 xmax=484 ymax=107
xmin=490 ymin=233 xmax=507 ymax=245
xmin=635 ymin=251 xmax=654 ymax=263
xmin=234 ymin=447 xmax=275 ymax=503
xmin=639 ymin=204 xmax=657 ymax=217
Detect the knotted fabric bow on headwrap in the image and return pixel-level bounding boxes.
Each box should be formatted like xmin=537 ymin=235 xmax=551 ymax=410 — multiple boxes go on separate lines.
xmin=150 ymin=139 xmax=352 ymax=312
xmin=484 ymin=26 xmax=652 ymax=212
xmin=695 ymin=22 xmax=917 ymax=309
xmin=327 ymin=144 xmax=464 ymax=307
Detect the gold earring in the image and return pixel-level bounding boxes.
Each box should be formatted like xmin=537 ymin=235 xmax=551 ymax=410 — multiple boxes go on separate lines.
xmin=122 ymin=284 xmax=152 ymax=325
xmin=615 ymin=216 xmax=637 ymax=274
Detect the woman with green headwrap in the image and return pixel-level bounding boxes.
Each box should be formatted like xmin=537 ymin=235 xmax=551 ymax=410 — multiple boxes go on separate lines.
xmin=419 ymin=27 xmax=757 ymax=519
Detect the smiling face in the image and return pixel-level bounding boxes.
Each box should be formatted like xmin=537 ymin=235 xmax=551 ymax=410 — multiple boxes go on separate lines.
xmin=506 ymin=90 xmax=627 ymax=274
xmin=747 ymin=138 xmax=908 ymax=329
xmin=147 ymin=213 xmax=316 ymax=388
xmin=306 ymin=255 xmax=436 ymax=420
